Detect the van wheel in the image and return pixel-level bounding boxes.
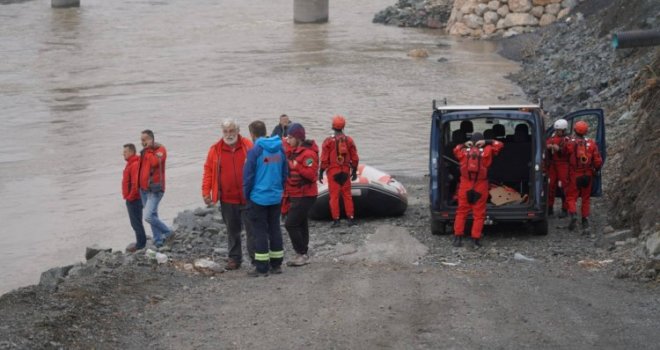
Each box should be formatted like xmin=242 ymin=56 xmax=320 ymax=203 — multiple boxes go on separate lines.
xmin=532 ymin=219 xmax=548 ymax=236
xmin=431 ymin=220 xmax=447 ymax=235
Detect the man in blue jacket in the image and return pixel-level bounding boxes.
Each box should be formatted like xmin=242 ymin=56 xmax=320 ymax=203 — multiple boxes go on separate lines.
xmin=243 ymin=120 xmax=288 ymax=277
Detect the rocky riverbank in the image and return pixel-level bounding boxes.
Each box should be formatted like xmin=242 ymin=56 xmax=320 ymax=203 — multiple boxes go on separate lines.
xmin=500 ymin=0 xmax=660 ymax=274
xmin=373 ymin=0 xmax=453 ymax=29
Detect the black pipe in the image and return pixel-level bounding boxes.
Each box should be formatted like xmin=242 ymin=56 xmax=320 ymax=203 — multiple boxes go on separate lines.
xmin=612 ymin=30 xmax=660 ymax=49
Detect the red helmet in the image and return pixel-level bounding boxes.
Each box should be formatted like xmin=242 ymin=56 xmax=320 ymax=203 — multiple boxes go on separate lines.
xmin=332 ymin=115 xmax=346 ymax=130
xmin=574 ymin=121 xmax=589 ymax=135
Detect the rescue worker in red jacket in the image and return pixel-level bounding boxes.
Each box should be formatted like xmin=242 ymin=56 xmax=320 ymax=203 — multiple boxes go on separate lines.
xmin=122 ymin=143 xmax=147 ymax=252
xmin=452 ymin=132 xmax=504 ymax=248
xmin=564 ymin=121 xmax=603 ymax=231
xmin=202 ymin=119 xmax=255 ymax=270
xmin=283 ymin=123 xmax=319 ymax=267
xmin=138 ymin=129 xmax=172 ymax=248
xmin=320 ymin=115 xmax=360 ymax=228
xmin=546 ymin=118 xmax=570 ymax=218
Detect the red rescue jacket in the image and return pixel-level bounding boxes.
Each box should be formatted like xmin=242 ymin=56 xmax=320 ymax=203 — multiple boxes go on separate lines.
xmin=564 ymin=136 xmax=603 ymax=175
xmin=285 ymin=140 xmax=319 ymax=198
xmin=138 ymin=143 xmax=167 ymax=192
xmin=320 ymin=133 xmax=359 ymax=174
xmin=453 ymin=141 xmax=504 ymax=183
xmin=546 ymin=134 xmax=570 ymax=163
xmin=122 ymin=155 xmax=141 ymax=201
xmin=201 ymin=136 xmax=253 ymax=204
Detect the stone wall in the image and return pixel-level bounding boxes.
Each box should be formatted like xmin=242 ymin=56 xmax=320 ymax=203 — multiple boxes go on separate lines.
xmin=447 ymin=0 xmax=580 ymax=38
xmin=373 ymin=0 xmax=453 ymax=29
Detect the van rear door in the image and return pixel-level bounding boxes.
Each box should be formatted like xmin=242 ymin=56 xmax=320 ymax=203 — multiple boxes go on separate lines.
xmin=547 ymin=109 xmax=606 ymax=197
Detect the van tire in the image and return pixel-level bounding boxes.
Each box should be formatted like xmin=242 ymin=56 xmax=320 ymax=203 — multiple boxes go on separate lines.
xmin=431 ymin=220 xmax=447 ymax=235
xmin=532 ymin=219 xmax=548 ymax=236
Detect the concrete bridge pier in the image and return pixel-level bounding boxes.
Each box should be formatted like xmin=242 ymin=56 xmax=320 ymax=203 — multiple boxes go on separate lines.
xmin=52 ymin=0 xmax=80 ymax=8
xmin=294 ymin=0 xmax=328 ymax=24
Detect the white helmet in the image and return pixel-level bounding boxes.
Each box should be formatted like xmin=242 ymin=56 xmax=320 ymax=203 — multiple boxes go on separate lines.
xmin=553 ymin=119 xmax=568 ymax=130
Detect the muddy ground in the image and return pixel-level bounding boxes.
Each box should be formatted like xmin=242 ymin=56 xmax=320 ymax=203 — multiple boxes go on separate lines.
xmin=1 ymin=177 xmax=659 ymax=349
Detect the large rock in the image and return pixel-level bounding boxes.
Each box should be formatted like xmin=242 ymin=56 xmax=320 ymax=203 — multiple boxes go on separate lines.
xmin=501 ymin=12 xmax=539 ymax=28
xmin=464 ymin=13 xmax=485 ymax=29
xmin=85 ymin=245 xmax=112 ymax=260
xmin=487 ymin=1 xmax=500 ymax=10
xmin=531 ymin=6 xmax=545 ymax=18
xmin=532 ymin=0 xmax=560 ymax=5
xmin=647 ymin=231 xmax=660 ymax=256
xmin=545 ymin=3 xmax=561 ymax=15
xmin=449 ymin=22 xmax=475 ymax=36
xmin=539 ymin=13 xmax=556 ymax=26
xmin=475 ymin=3 xmax=489 ymax=16
xmin=483 ymin=23 xmax=497 ymax=35
xmin=508 ymin=0 xmax=532 ymax=13
xmin=483 ymin=11 xmax=499 ymax=24
xmin=561 ymin=0 xmax=577 ymax=9
xmin=497 ymin=5 xmax=510 ymax=17
xmin=595 ymin=229 xmax=633 ymax=248
xmin=557 ymin=7 xmax=570 ymax=19
xmin=39 ymin=265 xmax=74 ymax=291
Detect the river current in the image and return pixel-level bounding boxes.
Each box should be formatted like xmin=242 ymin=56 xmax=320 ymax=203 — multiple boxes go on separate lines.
xmin=0 ymin=0 xmax=524 ymax=293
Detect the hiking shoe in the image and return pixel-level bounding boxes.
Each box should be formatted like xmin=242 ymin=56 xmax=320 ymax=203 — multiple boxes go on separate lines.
xmin=225 ymin=259 xmax=241 ymax=271
xmin=270 ymin=266 xmax=283 ymax=274
xmin=568 ymin=214 xmax=577 ymax=231
xmin=331 ymin=220 xmax=340 ymax=228
xmin=558 ymin=209 xmax=568 ymax=219
xmin=582 ymin=217 xmax=590 ymax=230
xmin=287 ymin=254 xmax=309 ymax=267
xmin=347 ymin=218 xmax=357 ymax=227
xmin=452 ymin=236 xmax=463 ymax=247
xmin=247 ymin=268 xmax=268 ymax=277
xmin=473 ymin=238 xmax=482 ymax=248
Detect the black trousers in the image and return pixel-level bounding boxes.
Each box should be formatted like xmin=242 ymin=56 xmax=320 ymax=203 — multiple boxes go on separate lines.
xmin=285 ymin=196 xmax=316 ymax=255
xmin=220 ymin=202 xmax=255 ymax=264
xmin=249 ymin=202 xmax=284 ymax=273
xmin=126 ymin=199 xmax=147 ymax=249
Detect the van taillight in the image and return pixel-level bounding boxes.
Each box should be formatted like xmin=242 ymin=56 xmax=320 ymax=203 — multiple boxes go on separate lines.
xmin=527 ymin=212 xmax=536 ymax=217
xmin=442 ymin=212 xmax=450 ymax=218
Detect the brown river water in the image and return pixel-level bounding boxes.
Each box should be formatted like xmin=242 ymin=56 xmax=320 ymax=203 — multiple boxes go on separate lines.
xmin=0 ymin=0 xmax=525 ymax=294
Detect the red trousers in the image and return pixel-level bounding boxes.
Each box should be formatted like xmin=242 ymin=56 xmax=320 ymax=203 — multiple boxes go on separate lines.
xmin=566 ymin=171 xmax=592 ymax=218
xmin=328 ymin=171 xmax=354 ymax=220
xmin=548 ymin=162 xmax=569 ymax=209
xmin=454 ymin=180 xmax=488 ymax=239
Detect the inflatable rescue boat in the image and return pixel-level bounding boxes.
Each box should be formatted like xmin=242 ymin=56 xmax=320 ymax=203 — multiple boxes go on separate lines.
xmin=308 ymin=164 xmax=408 ymax=220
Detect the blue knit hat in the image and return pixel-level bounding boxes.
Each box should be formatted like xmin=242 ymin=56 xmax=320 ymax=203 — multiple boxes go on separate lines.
xmin=287 ymin=123 xmax=305 ymax=140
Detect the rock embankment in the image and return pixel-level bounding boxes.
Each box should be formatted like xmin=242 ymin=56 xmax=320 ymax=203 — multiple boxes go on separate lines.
xmin=373 ymin=0 xmax=453 ymax=29
xmin=447 ymin=0 xmax=581 ymax=38
xmin=503 ymin=0 xmax=660 ymax=271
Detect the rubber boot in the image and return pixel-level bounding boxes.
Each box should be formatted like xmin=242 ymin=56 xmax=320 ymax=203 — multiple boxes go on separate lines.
xmin=331 ymin=220 xmax=340 ymax=228
xmin=452 ymin=236 xmax=462 ymax=247
xmin=582 ymin=217 xmax=589 ymax=230
xmin=347 ymin=218 xmax=357 ymax=227
xmin=568 ymin=214 xmax=577 ymax=231
xmin=472 ymin=238 xmax=482 ymax=248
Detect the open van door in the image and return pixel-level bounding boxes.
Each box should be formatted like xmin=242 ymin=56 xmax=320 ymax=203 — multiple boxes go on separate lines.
xmin=547 ymin=109 xmax=606 ymax=197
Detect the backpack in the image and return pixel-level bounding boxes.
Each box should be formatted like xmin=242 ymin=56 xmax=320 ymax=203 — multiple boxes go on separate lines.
xmin=335 ymin=135 xmax=349 ymax=164
xmin=574 ymin=138 xmax=592 ymax=168
xmin=466 ymin=147 xmax=483 ymax=178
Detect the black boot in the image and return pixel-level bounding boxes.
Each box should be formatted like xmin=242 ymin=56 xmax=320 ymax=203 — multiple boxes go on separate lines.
xmin=347 ymin=218 xmax=357 ymax=227
xmin=568 ymin=214 xmax=577 ymax=231
xmin=548 ymin=207 xmax=554 ymax=216
xmin=582 ymin=217 xmax=590 ymax=230
xmin=331 ymin=220 xmax=340 ymax=228
xmin=558 ymin=209 xmax=568 ymax=219
xmin=452 ymin=236 xmax=462 ymax=247
xmin=473 ymin=238 xmax=482 ymax=248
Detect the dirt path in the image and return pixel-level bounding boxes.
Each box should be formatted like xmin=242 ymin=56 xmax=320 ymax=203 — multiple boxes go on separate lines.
xmin=140 ymin=241 xmax=659 ymax=350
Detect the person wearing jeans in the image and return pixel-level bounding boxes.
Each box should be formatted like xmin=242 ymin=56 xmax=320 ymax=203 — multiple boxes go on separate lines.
xmin=122 ymin=143 xmax=146 ymax=251
xmin=138 ymin=129 xmax=172 ymax=247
